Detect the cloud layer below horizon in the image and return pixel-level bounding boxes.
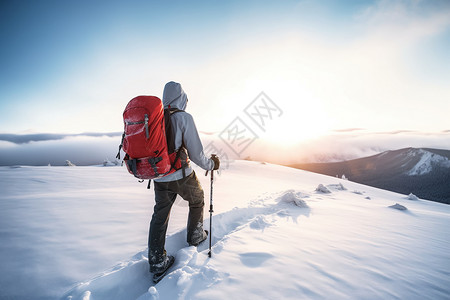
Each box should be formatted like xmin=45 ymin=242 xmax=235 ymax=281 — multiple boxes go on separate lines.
xmin=1 ymin=131 xmax=449 ymax=166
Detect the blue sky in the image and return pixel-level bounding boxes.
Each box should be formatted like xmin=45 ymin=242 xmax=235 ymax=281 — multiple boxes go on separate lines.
xmin=1 ymin=0 xmax=450 ymax=142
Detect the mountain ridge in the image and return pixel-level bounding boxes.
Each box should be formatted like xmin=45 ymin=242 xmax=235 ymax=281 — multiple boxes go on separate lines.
xmin=289 ymin=147 xmax=450 ymax=204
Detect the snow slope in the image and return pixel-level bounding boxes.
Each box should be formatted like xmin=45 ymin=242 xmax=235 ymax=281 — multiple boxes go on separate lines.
xmin=1 ymin=161 xmax=449 ymax=300
xmin=407 ymin=148 xmax=450 ymax=175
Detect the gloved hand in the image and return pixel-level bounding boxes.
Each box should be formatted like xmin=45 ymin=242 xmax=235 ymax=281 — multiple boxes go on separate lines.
xmin=211 ymin=155 xmax=220 ymax=170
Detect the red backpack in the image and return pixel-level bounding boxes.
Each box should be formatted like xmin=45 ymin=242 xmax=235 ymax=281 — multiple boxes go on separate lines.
xmin=117 ymin=95 xmax=186 ymax=180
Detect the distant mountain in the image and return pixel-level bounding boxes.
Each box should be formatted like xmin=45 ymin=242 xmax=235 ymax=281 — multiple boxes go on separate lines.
xmin=290 ymin=148 xmax=450 ymax=204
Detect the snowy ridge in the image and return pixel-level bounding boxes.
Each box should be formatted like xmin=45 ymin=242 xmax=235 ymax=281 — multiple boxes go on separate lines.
xmin=406 ymin=149 xmax=450 ymax=175
xmin=1 ymin=162 xmax=449 ymax=300
xmin=293 ymin=148 xmax=450 ymax=204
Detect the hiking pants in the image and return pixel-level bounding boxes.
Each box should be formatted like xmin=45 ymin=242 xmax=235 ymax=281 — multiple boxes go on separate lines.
xmin=148 ymin=171 xmax=204 ymax=263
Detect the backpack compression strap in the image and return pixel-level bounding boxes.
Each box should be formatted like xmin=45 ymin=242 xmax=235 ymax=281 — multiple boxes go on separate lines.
xmin=116 ymin=132 xmax=126 ymax=160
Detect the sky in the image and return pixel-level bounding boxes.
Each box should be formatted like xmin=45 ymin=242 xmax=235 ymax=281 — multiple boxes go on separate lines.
xmin=1 ymin=0 xmax=450 ymax=165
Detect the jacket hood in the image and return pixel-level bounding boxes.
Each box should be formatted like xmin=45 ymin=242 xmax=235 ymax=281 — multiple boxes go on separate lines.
xmin=162 ymin=81 xmax=188 ymax=110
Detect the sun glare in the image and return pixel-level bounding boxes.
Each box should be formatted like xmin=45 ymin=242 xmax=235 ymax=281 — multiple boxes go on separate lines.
xmin=262 ymin=110 xmax=331 ymax=147
xmin=237 ymin=77 xmax=333 ymax=146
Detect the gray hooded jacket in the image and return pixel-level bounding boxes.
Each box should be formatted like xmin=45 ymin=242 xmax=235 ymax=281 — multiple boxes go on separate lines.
xmin=154 ymin=81 xmax=214 ymax=182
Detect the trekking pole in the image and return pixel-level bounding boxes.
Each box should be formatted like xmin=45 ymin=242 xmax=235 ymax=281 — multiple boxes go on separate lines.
xmin=205 ymin=154 xmax=216 ymax=258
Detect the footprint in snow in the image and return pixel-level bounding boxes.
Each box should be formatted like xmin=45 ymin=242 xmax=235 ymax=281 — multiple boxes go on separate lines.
xmin=249 ymin=215 xmax=273 ymax=231
xmin=239 ymin=252 xmax=274 ymax=268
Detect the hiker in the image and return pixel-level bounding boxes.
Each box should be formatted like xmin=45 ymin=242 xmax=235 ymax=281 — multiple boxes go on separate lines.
xmin=148 ymin=81 xmax=220 ymax=276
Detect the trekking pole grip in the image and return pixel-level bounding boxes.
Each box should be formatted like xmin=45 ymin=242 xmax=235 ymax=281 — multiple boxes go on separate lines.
xmin=205 ymin=154 xmax=218 ymax=176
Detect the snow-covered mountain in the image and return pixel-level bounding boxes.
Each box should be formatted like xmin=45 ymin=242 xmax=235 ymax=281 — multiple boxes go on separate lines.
xmin=0 ymin=161 xmax=449 ymax=300
xmin=405 ymin=148 xmax=450 ymax=175
xmin=291 ymin=148 xmax=450 ymax=204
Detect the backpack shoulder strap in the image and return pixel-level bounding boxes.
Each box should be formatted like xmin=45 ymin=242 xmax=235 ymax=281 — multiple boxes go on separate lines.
xmin=164 ymin=108 xmax=185 ymax=153
xmin=164 ymin=107 xmax=188 ymax=177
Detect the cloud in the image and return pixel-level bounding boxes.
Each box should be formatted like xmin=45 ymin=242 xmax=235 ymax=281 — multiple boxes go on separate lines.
xmin=0 ymin=134 xmax=122 ymax=166
xmin=0 ymin=132 xmax=121 ymax=144
xmin=208 ymin=130 xmax=450 ymax=165
xmin=332 ymin=128 xmax=365 ymax=133
xmin=1 ymin=130 xmax=450 ymax=166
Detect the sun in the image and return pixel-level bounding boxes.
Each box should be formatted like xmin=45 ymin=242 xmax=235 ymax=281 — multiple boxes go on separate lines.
xmin=262 ymin=111 xmax=331 ymax=148
xmin=239 ymin=79 xmax=333 ymax=146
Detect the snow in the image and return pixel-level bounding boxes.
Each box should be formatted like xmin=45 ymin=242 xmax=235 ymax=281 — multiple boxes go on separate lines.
xmin=407 ymin=149 xmax=450 ymax=175
xmin=315 ymin=184 xmax=331 ymax=193
xmin=407 ymin=193 xmax=420 ymax=201
xmin=276 ymin=190 xmax=309 ymax=208
xmin=389 ymin=203 xmax=408 ymax=211
xmin=1 ymin=161 xmax=450 ymax=300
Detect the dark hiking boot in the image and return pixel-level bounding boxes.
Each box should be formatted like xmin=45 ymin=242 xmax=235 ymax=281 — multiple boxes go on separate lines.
xmin=150 ymin=254 xmax=175 ymax=274
xmin=188 ymin=230 xmax=208 ymax=246
xmin=152 ymin=255 xmax=175 ymax=283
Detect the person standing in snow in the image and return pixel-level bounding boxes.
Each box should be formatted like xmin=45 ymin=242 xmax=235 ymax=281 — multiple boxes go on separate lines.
xmin=148 ymin=81 xmax=220 ymax=275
